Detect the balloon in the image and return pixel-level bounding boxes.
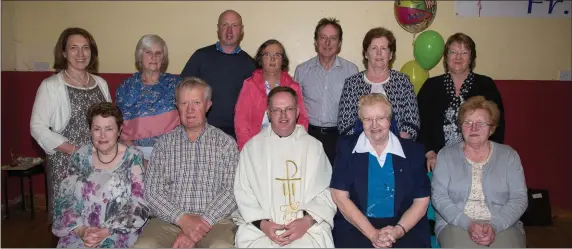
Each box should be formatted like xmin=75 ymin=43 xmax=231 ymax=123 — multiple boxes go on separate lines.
xmin=413 ymin=30 xmax=445 ymax=70
xmin=394 ymin=0 xmax=438 ymax=34
xmin=400 ymin=60 xmax=429 ymax=94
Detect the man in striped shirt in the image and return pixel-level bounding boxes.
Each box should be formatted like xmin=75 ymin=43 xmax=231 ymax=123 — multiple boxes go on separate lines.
xmin=294 ymin=18 xmax=359 ymax=165
xmin=135 ymin=77 xmax=239 ymax=248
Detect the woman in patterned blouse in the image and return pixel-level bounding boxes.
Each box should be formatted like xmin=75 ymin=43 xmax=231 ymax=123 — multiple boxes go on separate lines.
xmin=52 ymin=102 xmax=150 ymax=248
xmin=116 ymin=34 xmax=182 ymax=164
xmin=431 ymin=96 xmax=527 ymax=248
xmin=337 ymin=27 xmax=419 ymax=140
xmin=417 ymin=33 xmax=505 ymax=171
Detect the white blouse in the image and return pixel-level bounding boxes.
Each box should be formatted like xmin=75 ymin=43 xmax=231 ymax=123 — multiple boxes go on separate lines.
xmin=30 ymin=71 xmax=112 ymax=155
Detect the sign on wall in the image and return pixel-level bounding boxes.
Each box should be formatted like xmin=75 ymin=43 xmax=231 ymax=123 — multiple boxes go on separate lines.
xmin=455 ymin=0 xmax=571 ymax=17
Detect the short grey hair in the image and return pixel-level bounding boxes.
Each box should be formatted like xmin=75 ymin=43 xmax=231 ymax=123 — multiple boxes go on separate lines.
xmin=175 ymin=77 xmax=212 ymax=103
xmin=134 ymin=34 xmax=169 ymax=72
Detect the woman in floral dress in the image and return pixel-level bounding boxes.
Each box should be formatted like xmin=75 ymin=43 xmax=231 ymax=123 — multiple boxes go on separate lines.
xmin=52 ymin=102 xmax=150 ymax=248
xmin=30 ymin=28 xmax=112 ymax=226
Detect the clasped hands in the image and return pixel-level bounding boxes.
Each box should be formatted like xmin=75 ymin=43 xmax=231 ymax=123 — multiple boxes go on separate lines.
xmin=261 ymin=215 xmax=314 ymax=247
xmin=369 ymin=225 xmax=405 ymax=248
xmin=468 ymin=222 xmax=496 ymax=246
xmin=173 ymin=214 xmax=212 ymax=248
xmin=75 ymin=226 xmax=111 ymax=248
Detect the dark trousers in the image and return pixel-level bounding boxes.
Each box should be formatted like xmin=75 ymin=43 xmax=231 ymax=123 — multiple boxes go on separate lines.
xmin=308 ymin=125 xmax=339 ymax=165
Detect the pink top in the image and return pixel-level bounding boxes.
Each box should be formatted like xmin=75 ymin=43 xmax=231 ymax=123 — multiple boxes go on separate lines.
xmin=234 ymin=69 xmax=309 ymax=151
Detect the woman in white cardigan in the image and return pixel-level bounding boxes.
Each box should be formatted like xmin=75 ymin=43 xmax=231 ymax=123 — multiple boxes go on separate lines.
xmin=30 ymin=27 xmax=111 ymax=225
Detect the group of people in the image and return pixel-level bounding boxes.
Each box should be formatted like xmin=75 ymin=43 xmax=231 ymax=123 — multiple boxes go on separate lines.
xmin=30 ymin=8 xmax=529 ymax=248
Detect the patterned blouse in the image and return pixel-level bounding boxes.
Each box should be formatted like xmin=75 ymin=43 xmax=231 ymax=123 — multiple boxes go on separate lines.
xmin=52 ymin=145 xmax=150 ymax=248
xmin=463 ymin=143 xmax=493 ymax=221
xmin=337 ymin=70 xmax=420 ymax=139
xmin=116 ymin=72 xmax=182 ymax=147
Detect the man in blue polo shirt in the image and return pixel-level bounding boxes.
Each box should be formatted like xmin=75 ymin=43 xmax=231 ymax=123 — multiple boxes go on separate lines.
xmin=181 ymin=9 xmax=255 ymax=139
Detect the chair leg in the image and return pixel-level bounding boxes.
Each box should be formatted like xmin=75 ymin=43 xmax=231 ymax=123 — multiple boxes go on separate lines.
xmin=20 ymin=177 xmax=25 ymax=211
xmin=3 ymin=174 xmax=8 ymax=219
xmin=29 ymin=176 xmax=35 ymax=220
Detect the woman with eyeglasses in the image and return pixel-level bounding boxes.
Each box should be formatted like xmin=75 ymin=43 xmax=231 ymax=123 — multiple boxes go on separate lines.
xmin=234 ymin=39 xmax=308 ymax=150
xmin=331 ymin=93 xmax=431 ymax=248
xmin=417 ymin=33 xmax=505 ymax=172
xmin=431 ymin=96 xmax=527 ymax=248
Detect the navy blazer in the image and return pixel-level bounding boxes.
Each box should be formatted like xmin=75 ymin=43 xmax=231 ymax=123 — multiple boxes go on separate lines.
xmin=330 ymin=133 xmax=431 ymax=248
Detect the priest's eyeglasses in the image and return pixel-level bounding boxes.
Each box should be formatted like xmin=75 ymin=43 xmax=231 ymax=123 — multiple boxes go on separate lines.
xmin=461 ymin=120 xmax=491 ymax=129
xmin=269 ymin=107 xmax=296 ymax=116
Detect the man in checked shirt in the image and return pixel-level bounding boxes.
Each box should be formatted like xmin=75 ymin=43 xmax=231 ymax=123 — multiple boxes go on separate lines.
xmin=134 ymin=77 xmax=239 ymax=248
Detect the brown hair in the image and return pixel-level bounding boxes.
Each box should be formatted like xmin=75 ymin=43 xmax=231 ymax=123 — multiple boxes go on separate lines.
xmin=314 ymin=17 xmax=343 ymax=42
xmin=443 ymin=32 xmax=477 ymax=72
xmin=87 ymin=102 xmax=124 ymax=130
xmin=358 ymin=93 xmax=393 ymax=120
xmin=458 ymin=96 xmax=500 ymax=133
xmin=254 ymin=39 xmax=290 ymax=71
xmin=362 ymin=27 xmax=397 ymax=69
xmin=267 ymin=86 xmax=298 ymax=107
xmin=53 ymin=27 xmax=99 ymax=73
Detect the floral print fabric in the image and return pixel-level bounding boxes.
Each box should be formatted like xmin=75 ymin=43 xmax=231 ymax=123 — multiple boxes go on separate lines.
xmin=115 ymin=72 xmax=181 ymax=147
xmin=52 ymin=144 xmax=150 ymax=248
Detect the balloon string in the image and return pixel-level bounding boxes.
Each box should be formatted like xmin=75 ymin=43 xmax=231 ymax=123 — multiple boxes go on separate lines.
xmin=412 ymin=33 xmax=416 ymax=46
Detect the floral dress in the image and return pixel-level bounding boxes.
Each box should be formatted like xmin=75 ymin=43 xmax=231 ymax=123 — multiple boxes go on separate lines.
xmin=47 ymin=85 xmax=106 ymax=222
xmin=52 ymin=144 xmax=150 ymax=248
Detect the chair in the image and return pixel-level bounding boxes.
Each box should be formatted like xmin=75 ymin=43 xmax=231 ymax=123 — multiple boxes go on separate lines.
xmin=2 ymin=159 xmax=48 ymax=220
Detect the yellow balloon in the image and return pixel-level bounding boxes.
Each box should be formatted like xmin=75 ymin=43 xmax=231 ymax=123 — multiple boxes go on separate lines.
xmin=400 ymin=60 xmax=429 ymax=94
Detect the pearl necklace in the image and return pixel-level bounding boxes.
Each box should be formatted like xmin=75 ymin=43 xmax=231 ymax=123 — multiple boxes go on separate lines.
xmin=64 ymin=70 xmax=90 ymax=89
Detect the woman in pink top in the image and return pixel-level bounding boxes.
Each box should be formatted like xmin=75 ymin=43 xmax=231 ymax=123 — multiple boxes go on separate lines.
xmin=235 ymin=39 xmax=309 ymax=150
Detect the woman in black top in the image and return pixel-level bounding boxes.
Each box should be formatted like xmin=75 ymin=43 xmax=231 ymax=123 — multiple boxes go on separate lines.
xmin=417 ymin=33 xmax=505 ymax=171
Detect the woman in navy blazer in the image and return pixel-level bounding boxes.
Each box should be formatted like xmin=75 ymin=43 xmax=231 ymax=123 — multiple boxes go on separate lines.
xmin=331 ymin=93 xmax=431 ymax=248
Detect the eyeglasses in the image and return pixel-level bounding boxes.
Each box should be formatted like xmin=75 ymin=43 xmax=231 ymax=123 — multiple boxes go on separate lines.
xmin=262 ymin=52 xmax=283 ymax=59
xmin=461 ymin=121 xmax=491 ymax=128
xmin=318 ymin=35 xmax=339 ymax=42
xmin=269 ymin=107 xmax=295 ymax=116
xmin=361 ymin=117 xmax=388 ymax=126
xmin=448 ymin=50 xmax=471 ymax=57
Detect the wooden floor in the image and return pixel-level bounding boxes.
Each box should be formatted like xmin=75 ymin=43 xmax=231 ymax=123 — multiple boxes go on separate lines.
xmin=2 ymin=207 xmax=572 ymax=248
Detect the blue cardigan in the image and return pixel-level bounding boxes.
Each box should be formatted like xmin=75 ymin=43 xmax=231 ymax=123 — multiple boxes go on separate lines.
xmin=331 ymin=133 xmax=431 ymax=248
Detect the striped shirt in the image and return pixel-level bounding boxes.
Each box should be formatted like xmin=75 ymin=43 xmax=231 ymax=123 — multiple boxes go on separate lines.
xmin=145 ymin=124 xmax=239 ymax=226
xmin=294 ymin=56 xmax=359 ymax=127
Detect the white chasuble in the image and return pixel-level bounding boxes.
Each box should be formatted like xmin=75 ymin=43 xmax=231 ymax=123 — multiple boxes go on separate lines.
xmin=233 ymin=125 xmax=336 ymax=248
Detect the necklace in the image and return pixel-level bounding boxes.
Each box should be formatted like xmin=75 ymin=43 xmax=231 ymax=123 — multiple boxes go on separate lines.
xmin=64 ymin=70 xmax=90 ymax=89
xmin=96 ymin=143 xmax=119 ymax=164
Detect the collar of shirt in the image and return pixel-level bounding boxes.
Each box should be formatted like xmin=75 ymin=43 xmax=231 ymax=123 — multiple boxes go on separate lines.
xmin=264 ymin=80 xmax=280 ymax=94
xmin=177 ymin=123 xmax=212 ymax=141
xmin=353 ymin=131 xmax=406 ymax=166
xmin=311 ymin=56 xmax=342 ymax=70
xmin=215 ymin=41 xmax=242 ymax=54
xmin=136 ymin=72 xmax=168 ymax=90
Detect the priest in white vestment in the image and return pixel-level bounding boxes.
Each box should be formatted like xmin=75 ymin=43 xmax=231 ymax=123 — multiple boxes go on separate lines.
xmin=233 ymin=86 xmax=337 ymax=248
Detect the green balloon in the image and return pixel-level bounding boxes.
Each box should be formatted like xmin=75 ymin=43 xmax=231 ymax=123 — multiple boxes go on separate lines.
xmin=413 ymin=30 xmax=445 ymax=70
